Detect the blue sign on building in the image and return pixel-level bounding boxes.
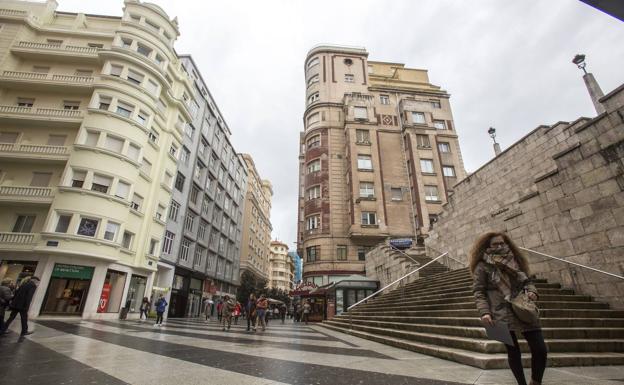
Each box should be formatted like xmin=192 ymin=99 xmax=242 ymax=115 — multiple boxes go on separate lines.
xmin=389 ymin=238 xmax=413 ymax=249
xmin=288 ymin=251 xmax=303 ymax=284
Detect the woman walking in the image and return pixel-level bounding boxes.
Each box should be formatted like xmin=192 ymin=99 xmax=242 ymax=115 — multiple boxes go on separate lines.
xmin=246 ymin=293 xmax=257 ymax=332
xmin=139 ymin=297 xmax=150 ymax=321
xmin=471 ymin=232 xmax=547 ymax=385
xmin=255 ymin=294 xmax=268 ymax=332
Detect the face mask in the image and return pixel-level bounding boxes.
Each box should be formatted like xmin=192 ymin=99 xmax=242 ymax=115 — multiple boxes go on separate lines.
xmin=488 ymin=244 xmax=510 ymax=255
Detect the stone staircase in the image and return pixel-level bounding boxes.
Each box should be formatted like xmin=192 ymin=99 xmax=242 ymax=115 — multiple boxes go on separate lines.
xmin=321 ymin=267 xmax=624 ymax=369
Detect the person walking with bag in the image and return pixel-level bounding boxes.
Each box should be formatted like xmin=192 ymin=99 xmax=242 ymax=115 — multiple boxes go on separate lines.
xmin=154 ymin=295 xmax=167 ymax=327
xmin=246 ymin=293 xmax=257 ymax=332
xmin=1 ymin=276 xmax=40 ymax=336
xmin=471 ymin=232 xmax=547 ymax=385
xmin=255 ymin=294 xmax=268 ymax=332
xmin=139 ymin=297 xmax=150 ymax=321
xmin=0 ymin=278 xmax=14 ymax=334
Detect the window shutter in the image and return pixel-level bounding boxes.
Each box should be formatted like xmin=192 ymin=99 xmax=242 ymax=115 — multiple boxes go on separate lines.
xmin=93 ymin=174 xmax=111 ymax=186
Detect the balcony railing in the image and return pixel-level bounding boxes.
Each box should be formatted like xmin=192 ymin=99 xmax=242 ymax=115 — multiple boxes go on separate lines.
xmin=0 ymin=232 xmax=35 ymax=244
xmin=0 ymin=8 xmax=27 ymax=17
xmin=0 ymin=142 xmax=69 ymax=156
xmin=2 ymin=71 xmax=96 ymax=85
xmin=16 ymin=41 xmax=99 ymax=55
xmin=0 ymin=105 xmax=83 ymax=119
xmin=0 ymin=186 xmax=53 ymax=198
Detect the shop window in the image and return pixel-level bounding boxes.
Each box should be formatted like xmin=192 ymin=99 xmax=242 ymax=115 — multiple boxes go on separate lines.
xmin=0 ymin=260 xmax=37 ymax=286
xmin=42 ymin=263 xmax=94 ymax=315
xmin=97 ymin=270 xmax=127 ymax=313
xmin=77 ymin=217 xmax=99 ymax=237
xmin=55 ymin=214 xmax=72 ymax=233
xmin=127 ymin=275 xmax=147 ymax=312
xmin=12 ymin=215 xmax=35 ymax=233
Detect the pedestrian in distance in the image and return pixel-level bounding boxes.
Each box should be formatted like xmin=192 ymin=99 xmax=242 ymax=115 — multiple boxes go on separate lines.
xmin=279 ymin=303 xmax=287 ymax=324
xmin=0 ymin=278 xmax=15 ymax=334
xmin=139 ymin=297 xmax=150 ymax=321
xmin=246 ymin=293 xmax=257 ymax=332
xmin=233 ymin=301 xmax=241 ymax=325
xmin=203 ymin=297 xmax=213 ymax=322
xmin=302 ymin=299 xmax=311 ymax=325
xmin=471 ymin=231 xmax=547 ymax=385
xmin=1 ymin=276 xmax=40 ymax=336
xmin=221 ymin=295 xmax=235 ymax=331
xmin=154 ymin=295 xmax=167 ymax=327
xmin=255 ymin=294 xmax=268 ymax=331
xmin=216 ymin=299 xmax=223 ymax=322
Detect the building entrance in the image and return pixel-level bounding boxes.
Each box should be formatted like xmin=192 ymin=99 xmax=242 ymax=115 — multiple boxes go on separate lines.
xmin=41 ymin=264 xmax=94 ymax=315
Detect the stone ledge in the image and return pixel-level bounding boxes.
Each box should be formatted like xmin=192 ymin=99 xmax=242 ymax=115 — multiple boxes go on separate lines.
xmin=534 ymin=169 xmax=559 ymax=183
xmin=518 ymin=190 xmax=540 ymax=203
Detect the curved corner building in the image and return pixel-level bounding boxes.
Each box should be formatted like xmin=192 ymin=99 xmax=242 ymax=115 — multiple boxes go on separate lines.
xmin=297 ymin=45 xmax=467 ymax=286
xmin=0 ymin=0 xmax=195 ymax=318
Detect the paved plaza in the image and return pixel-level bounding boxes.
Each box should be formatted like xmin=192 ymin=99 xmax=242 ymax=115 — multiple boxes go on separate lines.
xmin=0 ymin=318 xmax=622 ymax=385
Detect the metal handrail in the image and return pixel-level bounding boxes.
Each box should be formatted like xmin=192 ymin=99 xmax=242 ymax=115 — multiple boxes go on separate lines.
xmin=386 ymin=244 xmax=422 ymax=266
xmin=520 ymin=247 xmax=624 ymax=280
xmin=347 ymin=252 xmax=448 ymax=312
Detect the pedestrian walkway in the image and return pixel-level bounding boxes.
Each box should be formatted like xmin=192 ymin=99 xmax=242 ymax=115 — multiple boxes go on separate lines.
xmin=0 ymin=318 xmax=623 ymax=384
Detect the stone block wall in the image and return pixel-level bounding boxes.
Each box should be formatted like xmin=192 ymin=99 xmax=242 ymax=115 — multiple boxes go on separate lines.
xmin=365 ymin=244 xmax=422 ymax=289
xmin=425 ymin=84 xmax=624 ymax=308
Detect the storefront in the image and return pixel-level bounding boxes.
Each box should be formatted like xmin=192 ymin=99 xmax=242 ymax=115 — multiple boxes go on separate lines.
xmin=332 ymin=276 xmax=378 ymax=316
xmin=96 ymin=270 xmax=127 ymax=314
xmin=168 ymin=272 xmax=189 ymax=318
xmin=41 ymin=263 xmax=94 ymax=315
xmin=187 ymin=277 xmax=203 ymax=317
xmin=0 ymin=260 xmax=38 ymax=286
xmin=126 ymin=274 xmax=147 ymax=313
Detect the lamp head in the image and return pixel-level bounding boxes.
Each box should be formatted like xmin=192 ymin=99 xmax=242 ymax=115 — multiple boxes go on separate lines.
xmin=572 ymin=54 xmax=587 ymax=73
xmin=487 ymin=127 xmax=496 ymax=139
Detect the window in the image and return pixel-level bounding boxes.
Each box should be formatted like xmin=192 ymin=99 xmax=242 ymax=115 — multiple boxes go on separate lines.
xmin=416 ymin=134 xmax=430 ymax=148
xmin=122 ymin=231 xmax=133 ymax=249
xmin=174 ymin=172 xmax=185 ymax=192
xmin=30 ymin=172 xmax=52 ymax=187
xmin=104 ymin=222 xmax=120 ymax=241
xmin=91 ymin=174 xmax=112 ymax=194
xmin=47 ymin=134 xmax=66 ymax=146
xmin=169 ymin=144 xmax=178 ymax=158
xmin=438 ymin=142 xmax=451 ymax=153
xmin=148 ymin=130 xmax=159 ymax=144
xmin=307 ymin=57 xmax=319 ymax=69
xmin=198 ymin=220 xmax=208 ymax=240
xmin=110 ymin=64 xmax=122 ymax=77
xmin=88 ymin=43 xmax=103 ymax=48
xmin=180 ymin=147 xmax=190 ymax=165
xmin=136 ymin=110 xmax=149 ymax=126
xmin=162 ymin=231 xmax=175 ymax=254
xmin=77 ymin=217 xmax=99 ymax=237
xmin=121 ymin=38 xmax=132 ymax=48
xmin=359 ymin=182 xmax=374 ymax=197
xmin=425 ymin=185 xmax=440 ymax=202
xmin=306 ymin=215 xmax=320 ymax=230
xmin=194 ymin=246 xmax=206 ymax=266
xmin=155 ymin=54 xmax=164 ymax=65
xmin=357 ymin=155 xmax=372 ymax=170
xmin=156 ymin=205 xmax=165 ymax=220
xmin=184 ymin=123 xmax=195 ymax=138
xmin=98 ymin=96 xmax=111 ymax=111
xmin=380 ymin=95 xmax=390 ymax=105
xmin=71 ymin=170 xmax=86 ymax=188
xmin=55 ymin=214 xmax=72 ymax=233
xmin=344 ymin=74 xmax=354 ymax=83
xmin=391 ymin=187 xmax=403 ymax=201
xmin=307 ymin=135 xmax=320 ymax=149
xmin=306 ymin=246 xmax=319 ymax=262
xmin=47 ymin=39 xmax=63 ymax=46
xmin=12 ymin=215 xmax=35 ymax=233
xmin=443 ymin=166 xmax=456 ymax=177
xmin=357 ymin=246 xmax=372 ymax=261
xmin=307 ymin=92 xmax=319 ymax=105
xmin=307 ymin=74 xmax=319 ymax=87
xmin=115 ymin=181 xmax=130 ymax=200
xmin=361 ymin=211 xmax=377 ymax=225
xmin=104 ymin=135 xmax=124 ymax=153
xmin=63 ymin=101 xmax=80 ymax=110
xmin=354 ymin=106 xmax=367 ymax=120
xmin=127 ymin=143 xmax=140 ymax=161
xmin=306 ymin=185 xmax=321 ymax=200
xmin=149 ymin=239 xmax=158 ymax=255
xmin=420 ymin=159 xmax=435 ymax=174
xmin=184 ymin=212 xmax=195 ymax=232
xmin=130 ymin=193 xmax=143 ymax=211
xmin=146 ymin=79 xmax=158 ymax=94
xmin=190 ymin=185 xmax=200 ymax=204
xmin=411 ymin=112 xmax=425 ymax=124
xmin=136 ymin=43 xmax=152 ymax=57
xmin=356 ymin=129 xmax=370 ymax=143
xmin=0 ymin=132 xmax=18 ymax=143
xmin=129 ymin=14 xmax=141 ymax=22
xmin=307 ymin=112 xmax=320 ymax=125
xmin=168 ymin=200 xmax=180 ymax=221
xmin=337 ymin=245 xmax=347 ymax=261
xmin=307 ymin=159 xmax=321 ymax=174
xmin=431 ymin=100 xmax=442 ymax=109
xmin=32 ymin=66 xmax=50 ymax=73
xmin=433 ymin=120 xmax=446 ymax=130
xmin=75 ymin=69 xmax=93 ymax=76
xmin=145 ymin=19 xmax=160 ymax=32
xmin=83 ymin=131 xmax=98 ymax=147
xmin=116 ymin=102 xmax=133 ymax=118
xmin=140 ymin=159 xmax=152 ymax=176
xmin=17 ymin=98 xmax=34 ymax=107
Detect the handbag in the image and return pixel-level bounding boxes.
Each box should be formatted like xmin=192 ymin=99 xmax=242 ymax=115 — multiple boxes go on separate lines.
xmin=510 ymin=291 xmax=539 ymax=324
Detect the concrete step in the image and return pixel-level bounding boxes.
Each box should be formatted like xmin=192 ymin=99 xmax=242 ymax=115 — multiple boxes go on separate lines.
xmin=348 ymin=308 xmax=624 ymax=318
xmin=356 ymin=301 xmax=610 ymax=313
xmin=319 ymin=323 xmax=624 ymax=369
xmin=324 ymin=320 xmax=624 ymax=354
xmin=326 ymin=318 xmax=624 ymax=339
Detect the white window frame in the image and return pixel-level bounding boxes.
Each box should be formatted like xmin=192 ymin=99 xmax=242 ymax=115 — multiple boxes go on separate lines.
xmin=411 ymin=111 xmax=426 ymax=124
xmin=357 ymin=154 xmax=372 ymax=170
xmin=420 ymin=159 xmax=435 ymax=174
xmin=361 ymin=211 xmax=377 ymax=225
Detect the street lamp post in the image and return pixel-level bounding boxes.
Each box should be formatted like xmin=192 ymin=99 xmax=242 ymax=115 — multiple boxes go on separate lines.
xmin=572 ymin=54 xmax=605 ymax=115
xmin=488 ymin=126 xmax=501 ymax=156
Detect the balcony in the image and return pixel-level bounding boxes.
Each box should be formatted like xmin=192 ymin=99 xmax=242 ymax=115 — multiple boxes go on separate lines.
xmin=11 ymin=41 xmax=99 ymax=63
xmin=0 ymin=186 xmax=54 ymax=204
xmin=0 ymin=71 xmax=95 ymax=93
xmin=0 ymin=232 xmax=39 ymax=251
xmin=0 ymin=105 xmax=83 ymax=125
xmin=0 ymin=142 xmax=69 ymax=162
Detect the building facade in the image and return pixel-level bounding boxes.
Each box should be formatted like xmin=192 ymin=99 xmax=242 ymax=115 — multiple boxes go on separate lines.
xmin=158 ymin=55 xmax=247 ymax=318
xmin=268 ymin=240 xmax=293 ymax=291
xmin=0 ymin=0 xmax=193 ymax=319
xmin=287 ymin=251 xmax=302 ymax=284
xmin=238 ymin=153 xmax=273 ymax=283
xmin=297 ymin=45 xmax=466 ymax=286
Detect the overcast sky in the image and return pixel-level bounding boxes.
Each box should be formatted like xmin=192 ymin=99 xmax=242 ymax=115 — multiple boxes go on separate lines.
xmin=59 ymin=0 xmax=624 ymax=251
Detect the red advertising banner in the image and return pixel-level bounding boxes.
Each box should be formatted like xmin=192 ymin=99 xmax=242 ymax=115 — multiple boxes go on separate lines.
xmin=97 ymin=283 xmax=111 ymax=313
